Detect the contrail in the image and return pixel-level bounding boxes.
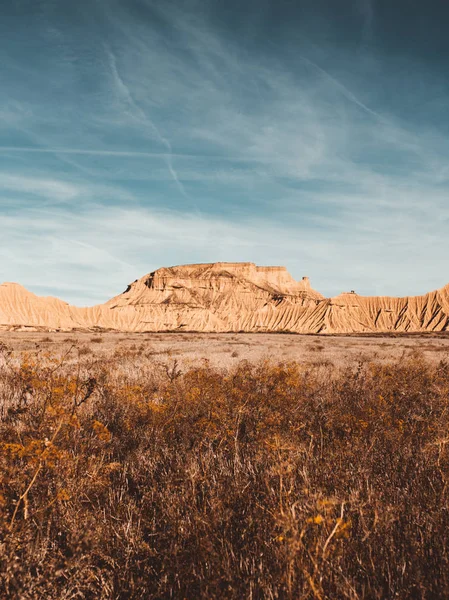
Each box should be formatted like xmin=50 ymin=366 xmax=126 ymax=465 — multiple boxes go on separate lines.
xmin=299 ymin=55 xmax=381 ymax=120
xmin=0 ymin=146 xmax=189 ymax=158
xmin=0 ymin=146 xmax=254 ymax=162
xmin=1 ymin=112 xmax=98 ymax=176
xmin=105 ymin=46 xmax=190 ymax=199
xmin=63 ymin=238 xmax=135 ymax=270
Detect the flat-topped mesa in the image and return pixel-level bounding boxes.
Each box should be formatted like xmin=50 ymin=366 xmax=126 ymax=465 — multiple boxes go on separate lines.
xmin=141 ymin=262 xmax=320 ymax=298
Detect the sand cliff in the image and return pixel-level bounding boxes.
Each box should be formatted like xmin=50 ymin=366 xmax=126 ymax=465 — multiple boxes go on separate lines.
xmin=1 ymin=262 xmax=449 ymax=333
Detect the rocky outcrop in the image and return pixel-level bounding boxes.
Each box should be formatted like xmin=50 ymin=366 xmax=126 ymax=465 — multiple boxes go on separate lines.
xmin=1 ymin=262 xmax=449 ymax=333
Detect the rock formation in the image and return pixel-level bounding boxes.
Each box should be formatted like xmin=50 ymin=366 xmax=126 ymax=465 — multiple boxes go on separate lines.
xmin=1 ymin=262 xmax=449 ymax=333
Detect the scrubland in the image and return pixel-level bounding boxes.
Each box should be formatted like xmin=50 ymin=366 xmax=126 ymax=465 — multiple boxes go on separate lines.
xmin=3 ymin=330 xmax=449 ymax=369
xmin=1 ymin=335 xmax=449 ymax=598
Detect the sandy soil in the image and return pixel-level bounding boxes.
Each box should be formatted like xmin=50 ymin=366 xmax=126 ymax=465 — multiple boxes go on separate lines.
xmin=1 ymin=331 xmax=449 ymax=370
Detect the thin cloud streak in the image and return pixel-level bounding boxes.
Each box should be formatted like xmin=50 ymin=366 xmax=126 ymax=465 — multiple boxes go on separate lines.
xmin=0 ymin=145 xmax=254 ymax=161
xmin=105 ymin=44 xmax=190 ymax=199
xmin=298 ymin=55 xmax=381 ymax=119
xmin=0 ymin=173 xmax=80 ymax=201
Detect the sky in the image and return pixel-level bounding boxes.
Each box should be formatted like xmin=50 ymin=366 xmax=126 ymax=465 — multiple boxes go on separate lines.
xmin=1 ymin=0 xmax=449 ymax=305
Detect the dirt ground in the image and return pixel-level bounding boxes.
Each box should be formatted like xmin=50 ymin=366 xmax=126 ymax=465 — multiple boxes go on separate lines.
xmin=1 ymin=331 xmax=449 ymax=370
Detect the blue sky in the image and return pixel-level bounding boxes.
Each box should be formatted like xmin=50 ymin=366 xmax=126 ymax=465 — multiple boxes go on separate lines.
xmin=1 ymin=0 xmax=449 ymax=305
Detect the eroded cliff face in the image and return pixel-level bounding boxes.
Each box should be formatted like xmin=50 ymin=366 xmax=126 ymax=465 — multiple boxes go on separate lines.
xmin=101 ymin=263 xmax=324 ymax=332
xmin=1 ymin=262 xmax=449 ymax=333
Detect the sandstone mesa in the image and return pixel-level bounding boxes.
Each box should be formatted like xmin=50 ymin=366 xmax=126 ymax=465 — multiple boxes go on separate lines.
xmin=1 ymin=262 xmax=449 ymax=334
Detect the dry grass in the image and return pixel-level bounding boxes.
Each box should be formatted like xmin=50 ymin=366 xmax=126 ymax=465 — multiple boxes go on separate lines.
xmin=1 ymin=340 xmax=449 ymax=598
xmin=2 ymin=330 xmax=449 ymax=369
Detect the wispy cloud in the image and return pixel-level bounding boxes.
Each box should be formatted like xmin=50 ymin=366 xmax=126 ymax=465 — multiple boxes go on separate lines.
xmin=0 ymin=173 xmax=81 ymax=202
xmin=105 ymin=44 xmax=190 ymax=199
xmin=0 ymin=0 xmax=448 ymax=301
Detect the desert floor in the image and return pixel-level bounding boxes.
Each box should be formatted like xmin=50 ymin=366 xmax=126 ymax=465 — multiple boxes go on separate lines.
xmin=1 ymin=331 xmax=449 ymax=368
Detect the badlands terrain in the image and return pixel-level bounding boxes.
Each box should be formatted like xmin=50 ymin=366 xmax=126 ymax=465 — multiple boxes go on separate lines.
xmin=1 ymin=261 xmax=449 ymax=334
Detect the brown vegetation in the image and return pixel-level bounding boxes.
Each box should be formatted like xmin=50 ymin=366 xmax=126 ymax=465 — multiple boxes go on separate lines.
xmin=1 ymin=342 xmax=449 ymax=598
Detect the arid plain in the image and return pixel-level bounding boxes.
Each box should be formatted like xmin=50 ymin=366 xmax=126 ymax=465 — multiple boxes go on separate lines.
xmin=2 ymin=330 xmax=449 ymax=370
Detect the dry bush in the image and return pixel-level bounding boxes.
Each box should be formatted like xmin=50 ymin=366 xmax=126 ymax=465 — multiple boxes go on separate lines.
xmin=309 ymin=343 xmax=325 ymax=352
xmin=78 ymin=346 xmax=92 ymax=356
xmin=1 ymin=344 xmax=449 ymax=598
